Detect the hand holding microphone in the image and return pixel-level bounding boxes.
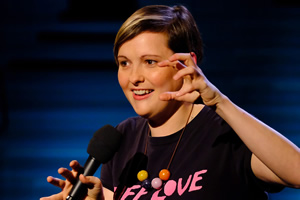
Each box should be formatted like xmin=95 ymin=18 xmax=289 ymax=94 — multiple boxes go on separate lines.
xmin=43 ymin=160 xmax=103 ymax=200
xmin=40 ymin=125 xmax=122 ymax=200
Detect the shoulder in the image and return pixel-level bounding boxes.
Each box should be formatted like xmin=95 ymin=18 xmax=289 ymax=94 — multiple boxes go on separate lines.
xmin=189 ymin=105 xmax=238 ymax=145
xmin=193 ymin=105 xmax=230 ymax=129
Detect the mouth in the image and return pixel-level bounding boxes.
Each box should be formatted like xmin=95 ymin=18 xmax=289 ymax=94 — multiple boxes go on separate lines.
xmin=132 ymin=89 xmax=154 ymax=96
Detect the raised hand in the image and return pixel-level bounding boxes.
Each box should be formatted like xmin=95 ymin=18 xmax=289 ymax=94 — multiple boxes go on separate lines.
xmin=158 ymin=52 xmax=224 ymax=106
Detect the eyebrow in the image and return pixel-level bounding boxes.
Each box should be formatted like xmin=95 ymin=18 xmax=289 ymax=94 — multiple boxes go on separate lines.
xmin=117 ymin=55 xmax=127 ymax=59
xmin=141 ymin=55 xmax=162 ymax=59
xmin=117 ymin=54 xmax=162 ymax=60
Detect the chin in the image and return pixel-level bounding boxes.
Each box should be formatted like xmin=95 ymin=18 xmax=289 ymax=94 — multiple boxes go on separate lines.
xmin=134 ymin=110 xmax=151 ymax=119
xmin=131 ymin=103 xmax=155 ymax=117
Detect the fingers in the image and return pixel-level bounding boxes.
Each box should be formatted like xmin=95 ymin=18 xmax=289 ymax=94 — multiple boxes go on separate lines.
xmin=40 ymin=196 xmax=51 ymax=200
xmin=175 ymin=66 xmax=199 ymax=81
xmin=55 ymin=160 xmax=83 ymax=185
xmin=40 ymin=194 xmax=63 ymax=200
xmin=79 ymin=174 xmax=102 ymax=189
xmin=158 ymin=59 xmax=196 ymax=82
xmin=158 ymin=53 xmax=202 ymax=80
xmin=158 ymin=59 xmax=185 ymax=71
xmin=167 ymin=53 xmax=189 ymax=61
xmin=160 ymin=89 xmax=200 ymax=103
xmin=159 ymin=92 xmax=178 ymax=101
xmin=158 ymin=52 xmax=206 ymax=103
xmin=70 ymin=160 xmax=84 ymax=174
xmin=47 ymin=176 xmax=66 ymax=189
xmin=41 ymin=161 xmax=85 ymax=200
xmin=157 ymin=53 xmax=195 ymax=67
xmin=167 ymin=53 xmax=197 ymax=67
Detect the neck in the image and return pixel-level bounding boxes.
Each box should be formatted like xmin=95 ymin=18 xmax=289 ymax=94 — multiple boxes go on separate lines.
xmin=148 ymin=103 xmax=198 ymax=137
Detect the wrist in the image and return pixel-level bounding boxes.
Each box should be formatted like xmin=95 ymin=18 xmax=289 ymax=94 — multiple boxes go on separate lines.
xmin=215 ymin=95 xmax=231 ymax=116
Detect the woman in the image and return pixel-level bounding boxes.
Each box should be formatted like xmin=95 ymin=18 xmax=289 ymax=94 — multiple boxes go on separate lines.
xmin=41 ymin=5 xmax=300 ymax=200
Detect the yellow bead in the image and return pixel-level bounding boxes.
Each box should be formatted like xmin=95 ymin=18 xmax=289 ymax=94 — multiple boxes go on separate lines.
xmin=159 ymin=169 xmax=170 ymax=181
xmin=137 ymin=170 xmax=148 ymax=182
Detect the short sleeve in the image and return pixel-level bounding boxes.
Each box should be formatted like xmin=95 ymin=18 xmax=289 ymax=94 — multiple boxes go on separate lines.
xmin=246 ymin=156 xmax=285 ymax=193
xmin=242 ymin=146 xmax=285 ymax=193
xmin=100 ymin=160 xmax=114 ymax=191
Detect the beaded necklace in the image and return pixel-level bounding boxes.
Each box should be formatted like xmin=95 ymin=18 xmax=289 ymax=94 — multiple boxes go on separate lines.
xmin=137 ymin=104 xmax=194 ymax=190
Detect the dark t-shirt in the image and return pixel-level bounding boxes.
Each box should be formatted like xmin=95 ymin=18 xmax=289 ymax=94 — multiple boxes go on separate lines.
xmin=101 ymin=106 xmax=283 ymax=199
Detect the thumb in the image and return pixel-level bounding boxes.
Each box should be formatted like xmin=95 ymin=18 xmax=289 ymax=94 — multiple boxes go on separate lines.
xmin=160 ymin=92 xmax=178 ymax=101
xmin=79 ymin=175 xmax=103 ymax=199
xmin=160 ymin=91 xmax=200 ymax=103
xmin=79 ymin=174 xmax=102 ymax=189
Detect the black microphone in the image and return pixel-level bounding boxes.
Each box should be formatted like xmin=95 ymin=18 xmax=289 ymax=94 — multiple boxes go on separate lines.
xmin=66 ymin=125 xmax=122 ymax=200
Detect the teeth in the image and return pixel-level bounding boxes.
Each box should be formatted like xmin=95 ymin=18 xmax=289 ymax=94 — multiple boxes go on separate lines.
xmin=133 ymin=90 xmax=153 ymax=95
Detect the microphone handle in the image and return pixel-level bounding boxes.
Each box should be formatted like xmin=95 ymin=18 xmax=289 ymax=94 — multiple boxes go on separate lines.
xmin=66 ymin=155 xmax=101 ymax=200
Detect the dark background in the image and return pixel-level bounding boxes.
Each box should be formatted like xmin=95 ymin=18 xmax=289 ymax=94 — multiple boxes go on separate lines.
xmin=1 ymin=0 xmax=300 ymax=199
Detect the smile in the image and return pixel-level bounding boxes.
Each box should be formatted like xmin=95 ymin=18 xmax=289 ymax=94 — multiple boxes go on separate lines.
xmin=132 ymin=89 xmax=154 ymax=96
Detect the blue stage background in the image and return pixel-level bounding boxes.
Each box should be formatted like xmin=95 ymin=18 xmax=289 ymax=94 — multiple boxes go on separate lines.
xmin=0 ymin=0 xmax=300 ymax=199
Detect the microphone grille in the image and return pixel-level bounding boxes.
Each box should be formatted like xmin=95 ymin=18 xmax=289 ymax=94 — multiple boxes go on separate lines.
xmin=87 ymin=125 xmax=122 ymax=163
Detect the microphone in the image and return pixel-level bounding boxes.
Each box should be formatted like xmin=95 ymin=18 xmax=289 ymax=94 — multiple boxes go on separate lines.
xmin=66 ymin=125 xmax=122 ymax=200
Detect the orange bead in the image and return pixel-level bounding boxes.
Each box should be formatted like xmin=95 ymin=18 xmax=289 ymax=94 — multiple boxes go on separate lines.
xmin=159 ymin=169 xmax=170 ymax=181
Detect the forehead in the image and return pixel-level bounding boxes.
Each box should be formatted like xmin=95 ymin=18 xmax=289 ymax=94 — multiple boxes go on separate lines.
xmin=118 ymin=32 xmax=170 ymax=55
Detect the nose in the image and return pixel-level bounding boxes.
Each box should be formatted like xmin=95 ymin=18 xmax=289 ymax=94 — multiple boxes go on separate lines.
xmin=129 ymin=66 xmax=144 ymax=86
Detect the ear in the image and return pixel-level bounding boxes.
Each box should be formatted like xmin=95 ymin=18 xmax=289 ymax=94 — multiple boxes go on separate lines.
xmin=190 ymin=52 xmax=197 ymax=64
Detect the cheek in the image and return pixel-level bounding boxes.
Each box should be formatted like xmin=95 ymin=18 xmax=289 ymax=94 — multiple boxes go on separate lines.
xmin=151 ymin=69 xmax=182 ymax=89
xmin=117 ymin=70 xmax=127 ymax=89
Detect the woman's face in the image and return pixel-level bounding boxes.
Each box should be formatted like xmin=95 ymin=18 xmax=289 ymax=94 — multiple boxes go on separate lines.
xmin=117 ymin=32 xmax=183 ymax=121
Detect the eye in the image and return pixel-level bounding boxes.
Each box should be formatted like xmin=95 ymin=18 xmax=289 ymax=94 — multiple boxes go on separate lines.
xmin=145 ymin=60 xmax=157 ymax=65
xmin=119 ymin=60 xmax=129 ymax=67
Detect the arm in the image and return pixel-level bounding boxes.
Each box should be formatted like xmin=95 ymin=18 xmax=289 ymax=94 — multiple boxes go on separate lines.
xmin=216 ymin=96 xmax=300 ymax=188
xmin=158 ymin=53 xmax=300 ymax=188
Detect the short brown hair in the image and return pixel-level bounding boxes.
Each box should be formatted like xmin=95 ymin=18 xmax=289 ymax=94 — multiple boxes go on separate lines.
xmin=114 ymin=5 xmax=203 ymax=64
